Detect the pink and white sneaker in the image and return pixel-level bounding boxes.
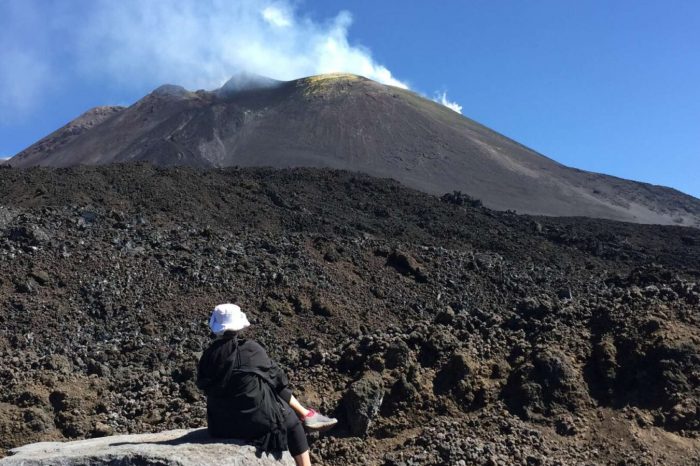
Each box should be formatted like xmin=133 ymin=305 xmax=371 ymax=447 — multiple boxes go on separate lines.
xmin=302 ymin=409 xmax=338 ymax=431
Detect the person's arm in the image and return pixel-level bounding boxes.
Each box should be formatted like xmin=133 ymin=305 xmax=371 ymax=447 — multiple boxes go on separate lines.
xmin=266 ymin=356 xmax=310 ymax=416
xmin=248 ymin=341 xmax=293 ymax=402
xmin=246 ymin=341 xmax=315 ymax=420
xmin=270 ymin=360 xmax=294 ymax=403
xmin=195 ymin=347 xmax=212 ymax=390
xmin=266 ymin=357 xmax=310 ymax=417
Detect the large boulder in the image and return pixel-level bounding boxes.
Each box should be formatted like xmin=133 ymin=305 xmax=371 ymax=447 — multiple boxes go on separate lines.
xmin=343 ymin=373 xmax=385 ymax=436
xmin=0 ymin=428 xmax=295 ymax=465
xmin=503 ymin=348 xmax=591 ymax=421
xmin=433 ymin=352 xmax=482 ymax=408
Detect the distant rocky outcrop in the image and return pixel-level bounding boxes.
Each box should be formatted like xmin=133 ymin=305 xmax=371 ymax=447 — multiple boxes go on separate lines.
xmin=0 ymin=428 xmax=294 ymax=465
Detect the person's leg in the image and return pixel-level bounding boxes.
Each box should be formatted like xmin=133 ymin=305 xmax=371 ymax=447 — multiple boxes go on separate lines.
xmin=285 ymin=404 xmax=311 ymax=464
xmin=293 ymin=451 xmax=311 ymax=466
xmin=287 ymin=394 xmax=338 ymax=430
xmin=288 ymin=394 xmax=311 ymax=418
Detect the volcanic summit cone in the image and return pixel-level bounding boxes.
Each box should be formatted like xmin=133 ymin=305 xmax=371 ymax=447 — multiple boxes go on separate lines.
xmin=9 ymin=73 xmax=700 ymax=226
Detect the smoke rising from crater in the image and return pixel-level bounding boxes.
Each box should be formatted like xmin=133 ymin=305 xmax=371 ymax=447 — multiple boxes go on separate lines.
xmin=80 ymin=0 xmax=409 ymax=92
xmin=435 ymin=91 xmax=463 ymax=114
xmin=0 ymin=1 xmax=470 ymax=121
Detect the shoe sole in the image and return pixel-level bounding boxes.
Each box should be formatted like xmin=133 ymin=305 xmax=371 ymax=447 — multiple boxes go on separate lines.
xmin=304 ymin=420 xmax=338 ymax=432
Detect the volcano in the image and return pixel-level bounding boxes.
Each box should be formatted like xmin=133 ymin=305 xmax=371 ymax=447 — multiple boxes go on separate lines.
xmin=9 ymin=73 xmax=700 ymax=226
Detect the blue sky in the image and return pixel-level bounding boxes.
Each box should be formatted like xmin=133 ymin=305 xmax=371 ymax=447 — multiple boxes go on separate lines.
xmin=1 ymin=0 xmax=698 ymax=198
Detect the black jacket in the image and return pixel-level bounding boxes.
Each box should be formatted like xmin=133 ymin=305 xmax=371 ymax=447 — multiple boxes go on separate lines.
xmin=196 ymin=333 xmax=293 ymax=453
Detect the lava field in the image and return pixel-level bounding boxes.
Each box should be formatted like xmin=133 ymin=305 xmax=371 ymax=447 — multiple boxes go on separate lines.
xmin=0 ymin=164 xmax=698 ymax=465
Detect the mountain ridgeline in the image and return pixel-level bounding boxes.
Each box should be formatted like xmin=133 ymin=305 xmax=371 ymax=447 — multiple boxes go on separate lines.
xmin=9 ymin=73 xmax=700 ymax=227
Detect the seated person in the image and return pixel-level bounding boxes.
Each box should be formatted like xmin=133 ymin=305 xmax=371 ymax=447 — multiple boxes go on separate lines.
xmin=197 ymin=303 xmax=337 ymax=466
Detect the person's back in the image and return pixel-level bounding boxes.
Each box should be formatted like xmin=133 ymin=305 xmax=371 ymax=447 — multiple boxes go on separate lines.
xmin=196 ymin=303 xmax=337 ymax=466
xmin=198 ymin=333 xmax=290 ymax=450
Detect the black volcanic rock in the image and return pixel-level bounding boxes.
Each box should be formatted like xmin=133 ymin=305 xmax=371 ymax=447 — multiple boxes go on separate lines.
xmin=0 ymin=164 xmax=699 ymax=464
xmin=8 ymin=73 xmax=700 ymax=227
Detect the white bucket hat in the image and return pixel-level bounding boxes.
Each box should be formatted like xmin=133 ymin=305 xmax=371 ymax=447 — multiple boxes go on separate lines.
xmin=209 ymin=303 xmax=250 ymax=335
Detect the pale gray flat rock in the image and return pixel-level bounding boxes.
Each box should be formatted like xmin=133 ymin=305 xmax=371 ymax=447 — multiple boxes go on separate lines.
xmin=0 ymin=428 xmax=294 ymax=465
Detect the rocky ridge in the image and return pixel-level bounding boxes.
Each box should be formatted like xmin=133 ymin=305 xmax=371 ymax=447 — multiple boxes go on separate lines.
xmin=0 ymin=164 xmax=698 ymax=465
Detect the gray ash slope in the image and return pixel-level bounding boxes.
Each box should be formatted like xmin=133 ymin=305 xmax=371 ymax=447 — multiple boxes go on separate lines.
xmin=0 ymin=164 xmax=699 ymax=465
xmin=9 ymin=73 xmax=700 ymax=227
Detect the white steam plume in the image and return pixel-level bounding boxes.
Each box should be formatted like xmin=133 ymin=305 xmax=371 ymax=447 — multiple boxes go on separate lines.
xmin=1 ymin=1 xmax=468 ymax=121
xmin=435 ymin=91 xmax=463 ymax=114
xmin=0 ymin=0 xmax=409 ymax=121
xmin=80 ymin=0 xmax=408 ymax=91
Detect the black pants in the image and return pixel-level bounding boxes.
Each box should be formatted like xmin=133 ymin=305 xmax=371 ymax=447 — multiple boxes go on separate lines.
xmin=282 ymin=406 xmax=308 ymax=456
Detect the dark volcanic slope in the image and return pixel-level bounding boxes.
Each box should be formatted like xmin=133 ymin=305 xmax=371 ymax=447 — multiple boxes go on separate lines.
xmin=0 ymin=164 xmax=699 ymax=465
xmin=9 ymin=74 xmax=700 ymax=227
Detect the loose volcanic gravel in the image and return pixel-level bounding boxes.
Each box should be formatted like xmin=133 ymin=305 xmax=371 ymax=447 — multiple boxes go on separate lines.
xmin=0 ymin=164 xmax=699 ymax=465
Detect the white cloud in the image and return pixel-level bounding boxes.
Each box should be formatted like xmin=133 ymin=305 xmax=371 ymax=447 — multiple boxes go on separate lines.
xmin=435 ymin=91 xmax=463 ymax=114
xmin=78 ymin=0 xmax=408 ymax=92
xmin=0 ymin=0 xmax=409 ymax=121
xmin=261 ymin=5 xmax=292 ymax=28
